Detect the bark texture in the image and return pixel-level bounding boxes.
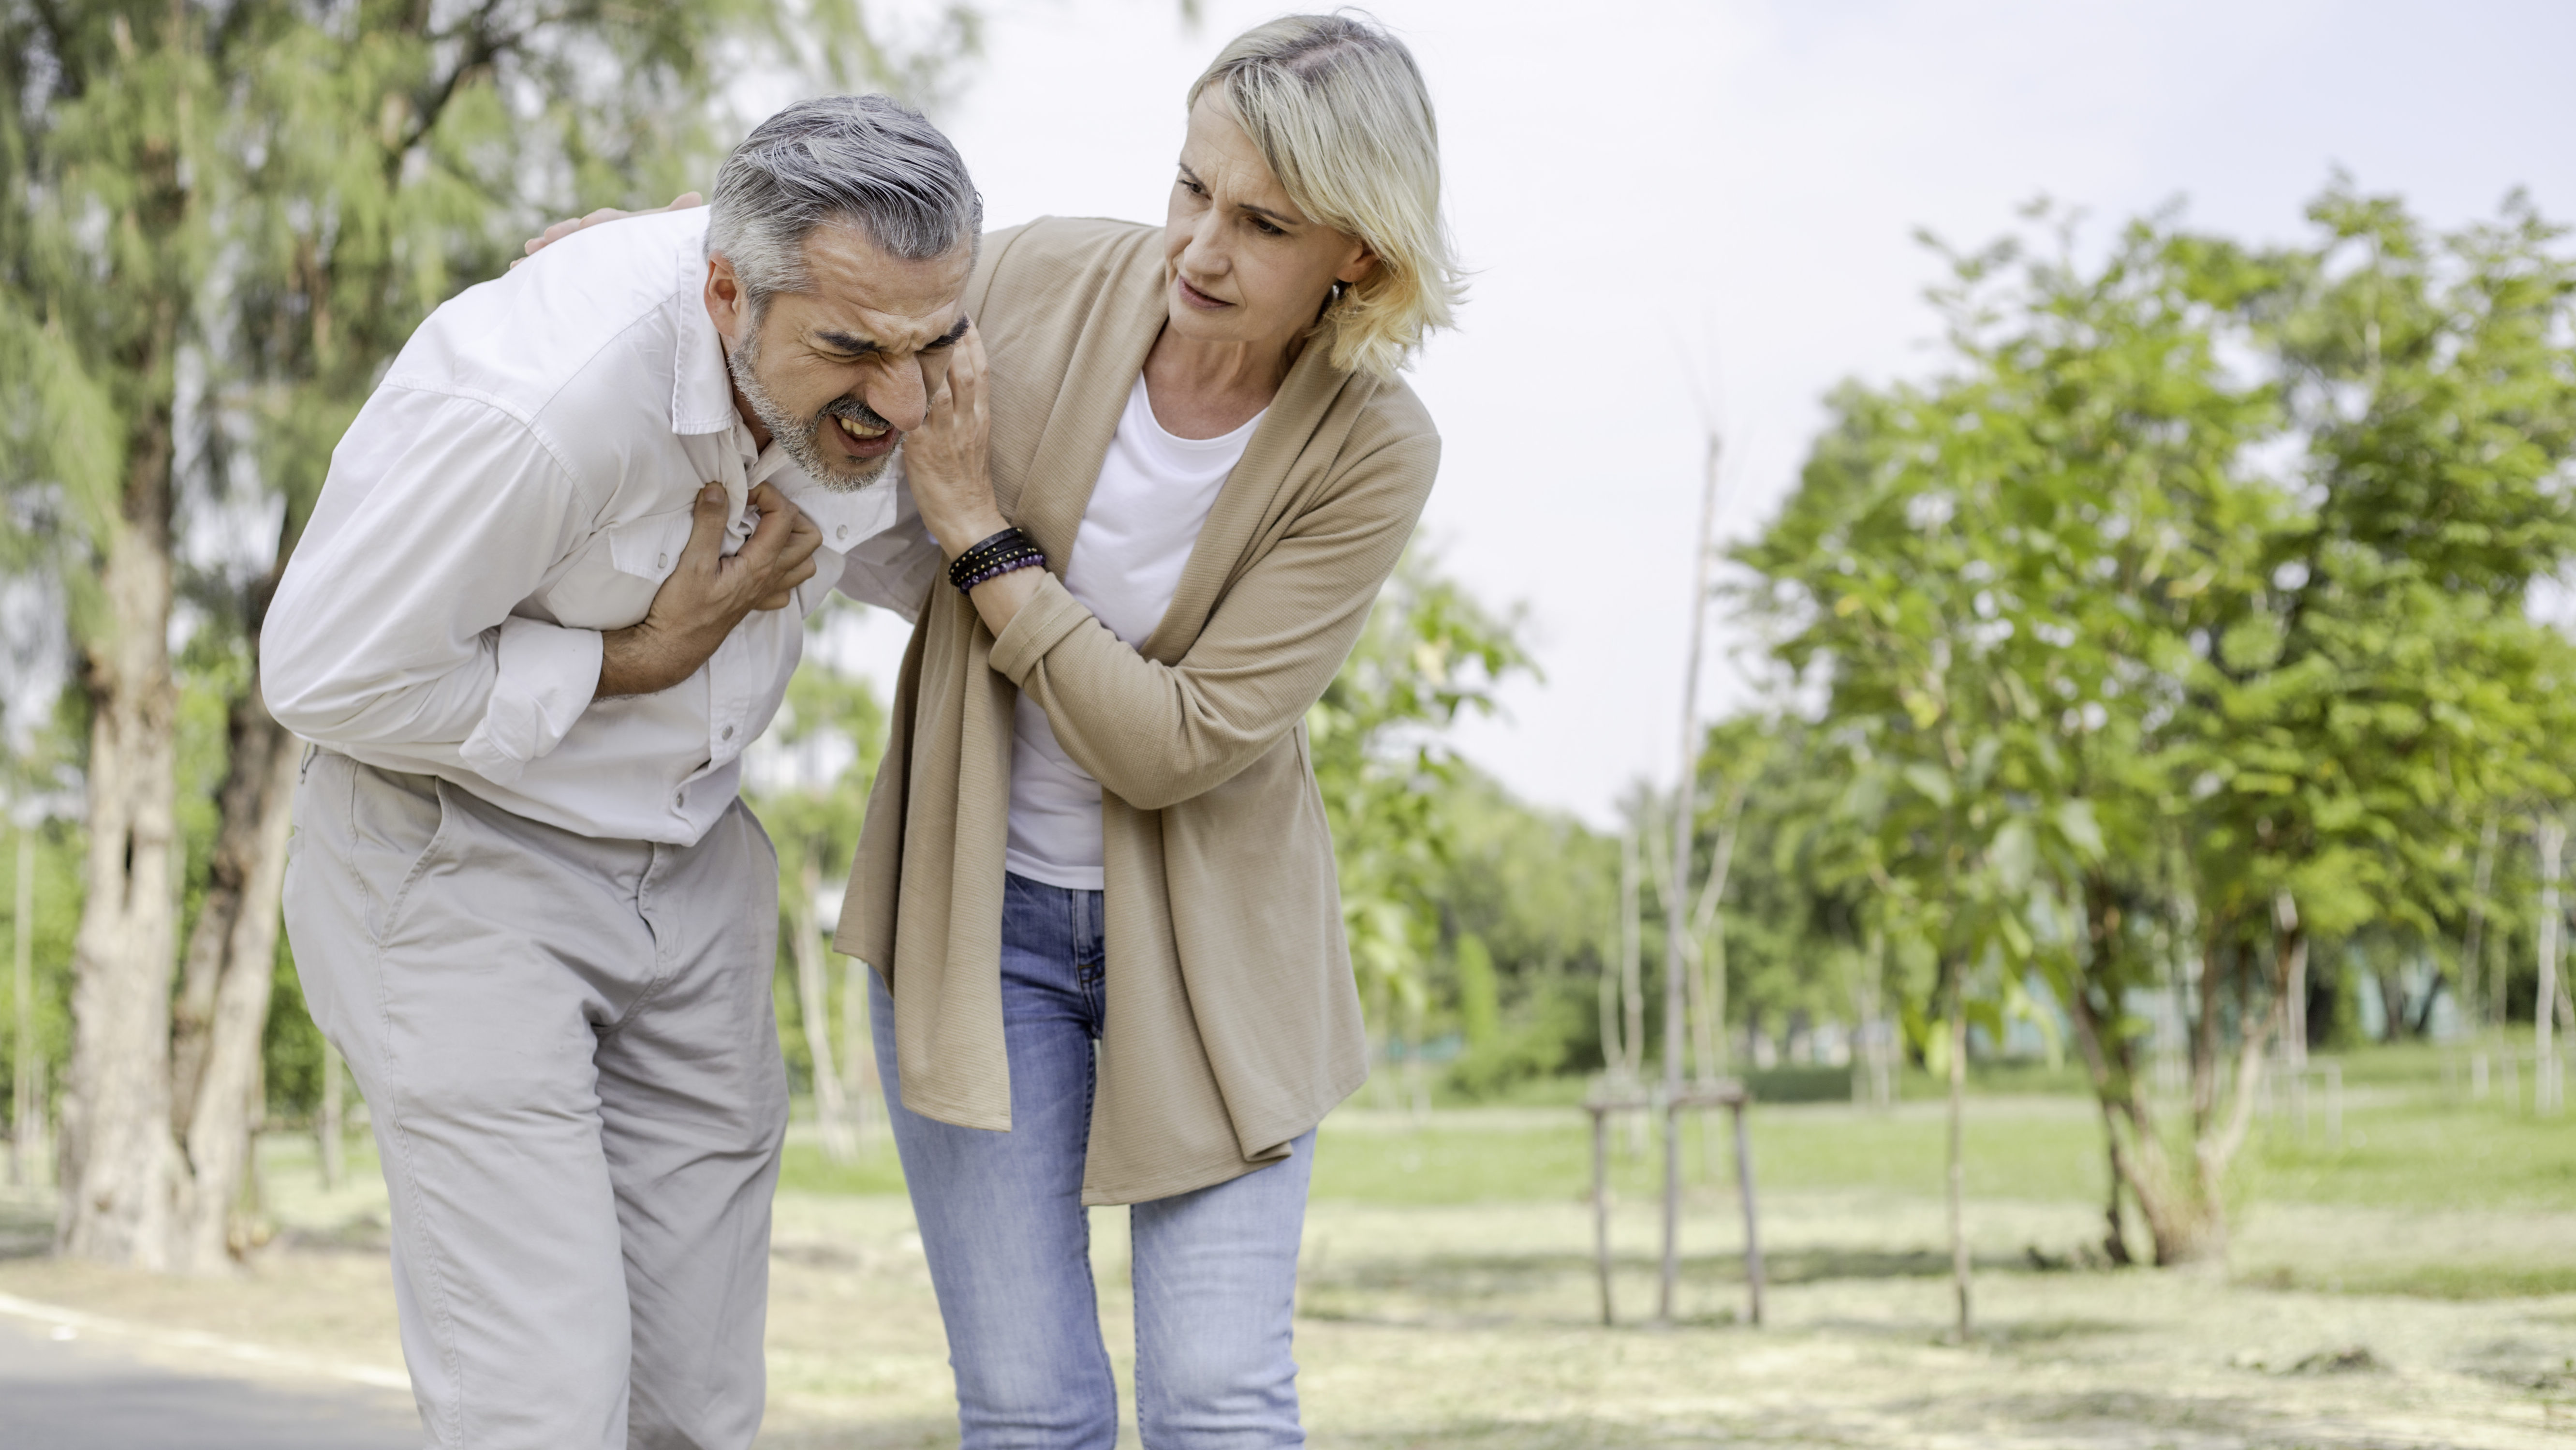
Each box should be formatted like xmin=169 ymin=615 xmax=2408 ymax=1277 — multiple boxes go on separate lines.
xmin=62 ymin=477 xmax=183 ymax=1267
xmin=2066 ymin=877 xmax=2287 ymax=1267
xmin=793 ymin=856 xmax=856 ymax=1163
xmin=168 ymin=694 xmax=300 ymax=1271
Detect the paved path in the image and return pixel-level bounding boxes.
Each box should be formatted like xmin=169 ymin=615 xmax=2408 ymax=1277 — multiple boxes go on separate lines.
xmin=0 ymin=1313 xmax=419 ymax=1450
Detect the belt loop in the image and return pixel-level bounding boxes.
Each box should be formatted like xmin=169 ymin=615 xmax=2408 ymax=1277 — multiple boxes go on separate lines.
xmin=298 ymin=741 xmax=319 ymax=782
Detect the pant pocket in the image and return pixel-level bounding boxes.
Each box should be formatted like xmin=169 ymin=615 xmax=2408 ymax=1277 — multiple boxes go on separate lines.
xmin=339 ymin=760 xmax=458 ymax=945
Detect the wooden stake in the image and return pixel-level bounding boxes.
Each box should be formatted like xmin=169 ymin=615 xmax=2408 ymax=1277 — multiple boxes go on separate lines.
xmin=1590 ymin=1104 xmax=1614 ymax=1326
xmin=1658 ymin=430 xmax=1723 ymax=1328
xmin=1946 ymin=976 xmax=1971 ymax=1342
xmin=1731 ymin=1098 xmax=1765 ymax=1326
xmin=2538 ymin=818 xmax=2564 ymax=1115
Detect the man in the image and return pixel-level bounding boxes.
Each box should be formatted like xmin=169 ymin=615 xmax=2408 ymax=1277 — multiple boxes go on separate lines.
xmin=264 ymin=95 xmax=973 ymax=1450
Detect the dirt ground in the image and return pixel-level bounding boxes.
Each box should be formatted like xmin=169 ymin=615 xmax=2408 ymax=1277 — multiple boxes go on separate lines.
xmin=3 ymin=1149 xmax=2569 ymax=1450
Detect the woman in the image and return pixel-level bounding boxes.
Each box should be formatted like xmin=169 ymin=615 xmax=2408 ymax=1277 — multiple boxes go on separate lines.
xmin=864 ymin=18 xmax=1457 ymax=1444
xmin=546 ymin=15 xmax=1455 ymax=1444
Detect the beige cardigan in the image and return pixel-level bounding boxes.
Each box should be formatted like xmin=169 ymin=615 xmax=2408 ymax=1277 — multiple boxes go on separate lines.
xmin=833 ymin=217 xmax=1440 ymax=1204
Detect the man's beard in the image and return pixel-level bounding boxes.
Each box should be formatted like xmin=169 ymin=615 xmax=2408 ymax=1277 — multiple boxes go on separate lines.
xmin=728 ymin=320 xmax=897 ymax=492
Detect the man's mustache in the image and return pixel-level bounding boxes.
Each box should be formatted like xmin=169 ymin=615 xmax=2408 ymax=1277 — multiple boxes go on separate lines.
xmin=822 ymin=396 xmax=895 ymax=434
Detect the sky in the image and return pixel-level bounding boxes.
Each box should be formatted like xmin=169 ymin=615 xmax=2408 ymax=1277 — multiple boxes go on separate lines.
xmin=798 ymin=0 xmax=2576 ymax=829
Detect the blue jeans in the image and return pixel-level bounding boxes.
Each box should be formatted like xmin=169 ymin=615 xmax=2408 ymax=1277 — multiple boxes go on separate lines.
xmin=872 ymin=873 xmax=1313 ymax=1449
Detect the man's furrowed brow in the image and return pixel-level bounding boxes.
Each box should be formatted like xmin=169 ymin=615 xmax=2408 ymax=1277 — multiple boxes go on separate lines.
xmin=812 ymin=330 xmax=883 ymax=357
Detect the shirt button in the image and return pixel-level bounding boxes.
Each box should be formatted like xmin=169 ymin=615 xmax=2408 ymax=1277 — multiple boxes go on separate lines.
xmin=656 ymin=552 xmax=669 ymax=569
xmin=676 ymin=789 xmax=688 ymax=808
xmin=721 ymin=724 xmax=735 ymax=740
xmin=835 ymin=524 xmax=849 ymax=541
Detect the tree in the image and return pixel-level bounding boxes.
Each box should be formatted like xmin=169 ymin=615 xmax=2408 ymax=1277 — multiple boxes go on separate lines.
xmin=0 ymin=1 xmax=970 ymax=1271
xmin=744 ymin=610 xmax=889 ymax=1163
xmin=1307 ymin=549 xmax=1529 ymax=1080
xmin=1737 ymin=182 xmax=2576 ymax=1269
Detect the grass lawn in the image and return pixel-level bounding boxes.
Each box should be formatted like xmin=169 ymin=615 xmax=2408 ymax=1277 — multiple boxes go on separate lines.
xmin=5 ymin=1041 xmax=2570 ymax=1447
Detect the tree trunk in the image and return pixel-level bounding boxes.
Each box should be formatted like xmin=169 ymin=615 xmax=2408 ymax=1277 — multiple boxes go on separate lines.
xmin=2100 ymin=1129 xmax=2131 ymax=1267
xmin=792 ymin=856 xmax=856 ymax=1163
xmin=168 ymin=690 xmax=299 ymax=1237
xmin=2069 ymin=874 xmax=2223 ymax=1264
xmin=2539 ymin=819 xmax=2564 ymax=1115
xmin=1618 ymin=829 xmax=1643 ymax=1083
xmin=62 ymin=507 xmax=183 ymax=1268
xmin=840 ymin=955 xmax=878 ymax=1145
xmin=1944 ymin=970 xmax=1970 ymax=1341
xmin=11 ymin=823 xmax=41 ymax=1189
xmin=165 ymin=695 xmax=301 ymax=1272
xmin=2069 ymin=996 xmax=2219 ymax=1264
xmin=2275 ymin=891 xmax=2307 ymax=1067
xmin=2179 ymin=924 xmax=2291 ymax=1259
xmin=319 ymin=1040 xmax=346 ymax=1191
xmin=1853 ymin=929 xmax=1892 ymax=1109
xmin=2188 ymin=917 xmax=2233 ymax=1138
xmin=1685 ymin=780 xmax=1746 ymax=1086
xmin=1597 ymin=910 xmax=1623 ymax=1082
xmin=2463 ymin=810 xmax=2499 ymax=1027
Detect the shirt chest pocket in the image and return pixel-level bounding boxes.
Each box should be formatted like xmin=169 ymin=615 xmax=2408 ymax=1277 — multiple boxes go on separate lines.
xmin=541 ymin=508 xmax=694 ymax=631
xmin=606 ymin=508 xmax=694 ymax=582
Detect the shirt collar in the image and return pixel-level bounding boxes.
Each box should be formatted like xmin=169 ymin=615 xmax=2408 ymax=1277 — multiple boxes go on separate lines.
xmin=732 ymin=419 xmax=900 ymax=550
xmin=670 ymin=237 xmax=739 ymax=437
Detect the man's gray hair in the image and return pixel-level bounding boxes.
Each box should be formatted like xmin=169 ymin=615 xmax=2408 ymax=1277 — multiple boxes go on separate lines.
xmin=707 ymin=94 xmax=982 ymax=299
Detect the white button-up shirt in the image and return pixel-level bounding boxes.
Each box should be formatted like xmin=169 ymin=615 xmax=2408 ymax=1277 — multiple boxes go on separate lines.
xmin=263 ymin=208 xmax=941 ymax=845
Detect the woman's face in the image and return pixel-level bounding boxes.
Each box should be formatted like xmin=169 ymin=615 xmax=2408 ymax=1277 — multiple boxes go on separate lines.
xmin=1162 ymin=93 xmax=1376 ymax=356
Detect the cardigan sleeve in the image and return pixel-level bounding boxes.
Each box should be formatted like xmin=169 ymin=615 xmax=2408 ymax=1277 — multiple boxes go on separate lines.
xmin=987 ymin=430 xmax=1438 ymax=811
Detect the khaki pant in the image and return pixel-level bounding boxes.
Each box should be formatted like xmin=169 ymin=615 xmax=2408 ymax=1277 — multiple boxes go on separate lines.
xmin=283 ymin=750 xmax=788 ymax=1450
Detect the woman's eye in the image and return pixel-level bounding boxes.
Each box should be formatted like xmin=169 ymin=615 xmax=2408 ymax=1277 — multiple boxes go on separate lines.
xmin=1252 ymin=218 xmax=1283 ymax=236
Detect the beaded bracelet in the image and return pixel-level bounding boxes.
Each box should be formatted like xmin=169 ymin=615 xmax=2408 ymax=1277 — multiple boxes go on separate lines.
xmin=945 ymin=526 xmax=1030 ymax=586
xmin=946 ymin=526 xmax=1025 ymax=581
xmin=956 ymin=549 xmax=1046 ymax=592
xmin=947 ymin=525 xmax=1047 ymax=593
xmin=950 ymin=541 xmax=1043 ymax=590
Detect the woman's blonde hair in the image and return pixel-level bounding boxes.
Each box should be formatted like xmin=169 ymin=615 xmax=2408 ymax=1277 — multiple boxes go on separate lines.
xmin=1188 ymin=13 xmax=1461 ymax=380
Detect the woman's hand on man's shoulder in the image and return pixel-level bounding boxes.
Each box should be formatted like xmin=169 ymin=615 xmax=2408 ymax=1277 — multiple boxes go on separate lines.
xmin=511 ymin=192 xmax=705 ymax=269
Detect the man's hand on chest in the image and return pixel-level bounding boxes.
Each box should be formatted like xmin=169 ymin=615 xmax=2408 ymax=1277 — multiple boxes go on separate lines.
xmin=597 ymin=482 xmax=823 ymax=698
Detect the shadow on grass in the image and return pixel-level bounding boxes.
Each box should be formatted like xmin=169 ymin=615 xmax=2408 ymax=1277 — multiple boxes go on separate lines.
xmin=1306 ymin=1243 xmax=2049 ymax=1296
xmin=734 ymin=1416 xmax=957 ymax=1449
xmin=1310 ymin=1384 xmax=2257 ymax=1449
xmin=266 ymin=1218 xmax=393 ymax=1255
xmin=2241 ymin=1260 xmax=2576 ymax=1300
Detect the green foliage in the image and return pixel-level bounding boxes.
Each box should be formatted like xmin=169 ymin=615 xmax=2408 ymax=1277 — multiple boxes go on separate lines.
xmin=0 ymin=818 xmax=83 ymax=1126
xmin=750 ymin=610 xmax=891 ymax=890
xmin=744 ymin=605 xmax=889 ymax=1095
xmin=0 ymin=2 xmax=975 ymax=1138
xmin=1728 ymin=182 xmax=2576 ymax=1253
xmin=1310 ymin=550 xmax=1530 ymax=1036
xmin=1417 ymin=769 xmax=1613 ymax=1092
xmin=1452 ymin=933 xmax=1499 ymax=1051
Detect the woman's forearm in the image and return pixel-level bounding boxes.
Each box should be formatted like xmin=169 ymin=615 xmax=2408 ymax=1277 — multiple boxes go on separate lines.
xmin=993 ymin=443 xmax=1435 ymax=809
xmin=965 ymin=556 xmax=1046 ymax=634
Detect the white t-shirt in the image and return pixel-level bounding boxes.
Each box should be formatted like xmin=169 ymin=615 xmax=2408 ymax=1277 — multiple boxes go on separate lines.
xmin=1005 ymin=375 xmax=1264 ymax=889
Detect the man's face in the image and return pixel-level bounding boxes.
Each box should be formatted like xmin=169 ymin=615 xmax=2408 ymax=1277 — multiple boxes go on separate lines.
xmin=705 ymin=222 xmax=974 ymax=490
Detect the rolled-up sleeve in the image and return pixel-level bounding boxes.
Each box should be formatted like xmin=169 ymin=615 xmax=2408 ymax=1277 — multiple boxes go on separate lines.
xmin=990 ymin=432 xmax=1438 ymax=811
xmin=263 ymin=387 xmax=594 ymax=785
